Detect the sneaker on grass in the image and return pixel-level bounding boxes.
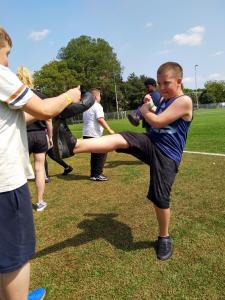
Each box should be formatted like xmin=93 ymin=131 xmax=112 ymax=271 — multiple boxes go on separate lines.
xmin=90 ymin=174 xmax=108 ymax=181
xmin=36 ymin=201 xmax=47 ymax=212
xmin=62 ymin=165 xmax=73 ymax=175
xmin=156 ymin=236 xmax=172 ymax=261
xmin=28 ymin=288 xmax=46 ymax=300
xmin=127 ymin=113 xmax=140 ymax=127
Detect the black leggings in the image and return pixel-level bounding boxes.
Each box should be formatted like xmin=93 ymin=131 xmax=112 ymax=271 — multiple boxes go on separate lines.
xmin=45 ymin=147 xmax=69 ymax=177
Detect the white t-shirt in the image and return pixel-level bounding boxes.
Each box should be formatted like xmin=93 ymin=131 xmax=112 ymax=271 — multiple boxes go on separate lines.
xmin=0 ymin=65 xmax=33 ymax=192
xmin=82 ymin=101 xmax=104 ymax=137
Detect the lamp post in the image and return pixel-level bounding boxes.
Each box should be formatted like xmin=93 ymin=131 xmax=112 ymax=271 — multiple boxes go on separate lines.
xmin=194 ymin=64 xmax=199 ymax=109
xmin=113 ymin=67 xmax=119 ymax=119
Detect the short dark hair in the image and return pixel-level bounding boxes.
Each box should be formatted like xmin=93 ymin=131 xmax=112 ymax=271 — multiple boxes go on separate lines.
xmin=91 ymin=88 xmax=102 ymax=97
xmin=144 ymin=78 xmax=157 ymax=87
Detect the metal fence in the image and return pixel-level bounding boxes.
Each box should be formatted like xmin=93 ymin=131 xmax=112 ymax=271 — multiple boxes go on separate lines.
xmin=68 ymin=110 xmax=135 ymax=124
xmin=196 ymin=102 xmax=225 ymax=109
xmin=68 ymin=103 xmax=225 ymax=124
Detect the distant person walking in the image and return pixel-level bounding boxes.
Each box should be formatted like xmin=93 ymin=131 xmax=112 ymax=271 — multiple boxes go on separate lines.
xmin=128 ymin=78 xmax=161 ymax=132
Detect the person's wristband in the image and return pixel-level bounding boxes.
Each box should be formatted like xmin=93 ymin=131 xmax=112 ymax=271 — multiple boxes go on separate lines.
xmin=149 ymin=102 xmax=156 ymax=110
xmin=65 ymin=93 xmax=73 ymax=106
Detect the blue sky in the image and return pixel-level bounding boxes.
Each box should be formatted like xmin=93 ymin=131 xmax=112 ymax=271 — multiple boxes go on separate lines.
xmin=1 ymin=0 xmax=225 ymax=89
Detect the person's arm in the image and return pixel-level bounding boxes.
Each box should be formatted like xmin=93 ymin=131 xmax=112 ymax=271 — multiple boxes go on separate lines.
xmin=22 ymin=88 xmax=81 ymax=120
xmin=140 ymin=95 xmax=192 ymax=128
xmin=97 ymin=117 xmax=115 ymax=134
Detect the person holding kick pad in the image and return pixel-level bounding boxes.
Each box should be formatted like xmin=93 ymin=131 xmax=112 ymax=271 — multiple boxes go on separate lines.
xmin=0 ymin=27 xmax=81 ymax=300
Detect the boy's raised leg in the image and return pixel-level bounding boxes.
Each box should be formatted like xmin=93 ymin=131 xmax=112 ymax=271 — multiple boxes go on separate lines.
xmin=74 ymin=134 xmax=129 ymax=154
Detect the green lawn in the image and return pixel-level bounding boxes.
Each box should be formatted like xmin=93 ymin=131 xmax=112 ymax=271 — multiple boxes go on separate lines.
xmin=29 ymin=109 xmax=225 ymax=299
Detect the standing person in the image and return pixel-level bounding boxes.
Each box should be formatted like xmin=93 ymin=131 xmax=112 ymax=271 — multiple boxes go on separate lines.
xmin=17 ymin=66 xmax=50 ymax=212
xmin=61 ymin=62 xmax=193 ymax=260
xmin=0 ymin=27 xmax=81 ymax=300
xmin=83 ymin=88 xmax=115 ymax=181
xmin=128 ymin=77 xmax=161 ymax=132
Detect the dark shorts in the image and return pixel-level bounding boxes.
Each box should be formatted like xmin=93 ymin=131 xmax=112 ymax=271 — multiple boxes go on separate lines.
xmin=0 ymin=183 xmax=35 ymax=273
xmin=117 ymin=131 xmax=178 ymax=209
xmin=28 ymin=130 xmax=48 ymax=154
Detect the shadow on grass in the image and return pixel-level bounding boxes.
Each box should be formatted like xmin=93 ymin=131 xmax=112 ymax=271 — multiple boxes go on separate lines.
xmin=50 ymin=174 xmax=90 ymax=181
xmin=105 ymin=160 xmax=143 ymax=168
xmin=34 ymin=213 xmax=155 ymax=259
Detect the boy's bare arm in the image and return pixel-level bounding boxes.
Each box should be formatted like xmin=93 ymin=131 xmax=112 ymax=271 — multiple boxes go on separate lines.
xmin=140 ymin=95 xmax=192 ymax=128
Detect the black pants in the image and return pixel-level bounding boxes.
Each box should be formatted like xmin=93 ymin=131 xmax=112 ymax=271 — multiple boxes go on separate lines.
xmin=83 ymin=136 xmax=107 ymax=177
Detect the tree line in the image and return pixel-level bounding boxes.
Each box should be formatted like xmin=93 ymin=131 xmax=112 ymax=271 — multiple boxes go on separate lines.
xmin=34 ymin=35 xmax=225 ymax=112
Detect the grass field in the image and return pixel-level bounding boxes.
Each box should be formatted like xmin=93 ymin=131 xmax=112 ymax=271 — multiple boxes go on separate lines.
xmin=29 ymin=109 xmax=225 ymax=299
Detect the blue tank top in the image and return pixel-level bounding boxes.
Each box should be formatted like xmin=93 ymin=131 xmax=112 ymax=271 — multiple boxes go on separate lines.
xmin=149 ymin=96 xmax=192 ymax=164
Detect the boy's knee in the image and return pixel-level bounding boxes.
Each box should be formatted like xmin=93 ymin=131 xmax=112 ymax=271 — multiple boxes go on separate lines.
xmin=117 ymin=134 xmax=129 ymax=149
xmin=147 ymin=194 xmax=170 ymax=209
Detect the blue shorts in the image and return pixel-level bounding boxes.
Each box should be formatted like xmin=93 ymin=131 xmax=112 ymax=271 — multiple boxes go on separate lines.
xmin=0 ymin=183 xmax=36 ymax=273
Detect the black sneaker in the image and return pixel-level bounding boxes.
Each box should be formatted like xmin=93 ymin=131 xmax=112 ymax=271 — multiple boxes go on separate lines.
xmin=127 ymin=114 xmax=140 ymax=127
xmin=156 ymin=236 xmax=172 ymax=261
xmin=90 ymin=174 xmax=109 ymax=181
xmin=62 ymin=166 xmax=73 ymax=175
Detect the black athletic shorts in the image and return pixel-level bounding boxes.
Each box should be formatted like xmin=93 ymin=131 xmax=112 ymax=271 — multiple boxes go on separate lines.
xmin=0 ymin=183 xmax=36 ymax=273
xmin=27 ymin=130 xmax=48 ymax=154
xmin=117 ymin=131 xmax=178 ymax=209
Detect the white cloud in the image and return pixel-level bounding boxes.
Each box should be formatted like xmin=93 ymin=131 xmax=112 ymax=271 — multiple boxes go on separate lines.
xmin=145 ymin=22 xmax=153 ymax=28
xmin=172 ymin=26 xmax=205 ymax=46
xmin=28 ymin=29 xmax=50 ymax=41
xmin=212 ymin=51 xmax=224 ymax=56
xmin=208 ymin=73 xmax=223 ymax=79
xmin=183 ymin=77 xmax=194 ymax=83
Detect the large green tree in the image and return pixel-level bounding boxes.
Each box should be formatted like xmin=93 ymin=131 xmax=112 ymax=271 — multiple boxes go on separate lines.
xmin=199 ymin=89 xmax=214 ymax=104
xmin=58 ymin=35 xmax=123 ymax=111
xmin=34 ymin=35 xmax=123 ymax=111
xmin=33 ymin=60 xmax=79 ymax=97
xmin=204 ymin=80 xmax=225 ymax=103
xmin=123 ymin=73 xmax=149 ymax=110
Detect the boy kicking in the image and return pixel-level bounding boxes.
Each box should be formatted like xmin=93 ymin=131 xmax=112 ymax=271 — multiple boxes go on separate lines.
xmin=62 ymin=61 xmax=193 ymax=260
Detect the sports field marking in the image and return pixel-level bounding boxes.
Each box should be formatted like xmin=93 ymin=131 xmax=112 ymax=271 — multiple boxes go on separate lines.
xmin=184 ymin=150 xmax=225 ymax=157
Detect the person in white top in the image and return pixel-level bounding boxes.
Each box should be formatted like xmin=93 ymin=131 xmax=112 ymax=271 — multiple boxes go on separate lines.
xmin=83 ymin=88 xmax=114 ymax=181
xmin=0 ymin=27 xmax=81 ymax=300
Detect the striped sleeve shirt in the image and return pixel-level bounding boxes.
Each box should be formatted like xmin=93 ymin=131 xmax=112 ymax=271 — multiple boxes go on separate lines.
xmin=0 ymin=65 xmax=33 ymax=192
xmin=0 ymin=65 xmax=33 ymax=108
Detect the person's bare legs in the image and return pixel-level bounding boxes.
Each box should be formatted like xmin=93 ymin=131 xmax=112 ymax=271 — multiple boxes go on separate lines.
xmin=0 ymin=276 xmax=4 ymax=300
xmin=74 ymin=134 xmax=129 ymax=154
xmin=33 ymin=152 xmax=46 ymax=204
xmin=154 ymin=205 xmax=170 ymax=237
xmin=0 ymin=262 xmax=30 ymax=300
